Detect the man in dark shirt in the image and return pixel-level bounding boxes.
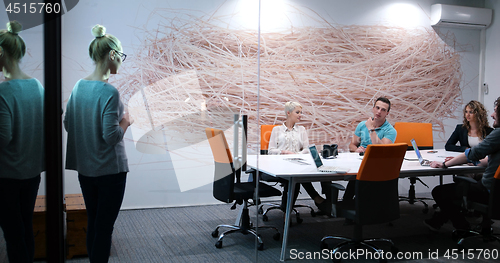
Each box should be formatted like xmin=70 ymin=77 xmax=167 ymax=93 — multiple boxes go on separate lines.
xmin=424 ymin=97 xmax=500 ymax=232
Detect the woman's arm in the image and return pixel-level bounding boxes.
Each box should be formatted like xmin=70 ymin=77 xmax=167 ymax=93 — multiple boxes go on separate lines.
xmin=267 ymin=126 xmax=281 ymax=155
xmin=0 ymin=102 xmax=12 ymax=148
xmin=445 ymin=125 xmax=467 ymax=152
xmin=102 ymin=89 xmax=125 ymax=146
xmin=298 ymin=126 xmax=310 ymax=154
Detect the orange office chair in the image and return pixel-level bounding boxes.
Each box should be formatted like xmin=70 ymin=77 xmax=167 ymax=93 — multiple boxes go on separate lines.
xmin=321 ymin=143 xmax=407 ymax=258
xmin=394 ymin=122 xmax=433 ymax=150
xmin=453 ymin=166 xmax=500 ymax=248
xmin=394 ymin=122 xmax=434 ymax=213
xmin=260 ymin=125 xmax=277 ymax=155
xmin=250 ymin=125 xmax=316 ymax=223
xmin=206 ymin=128 xmax=281 ymax=250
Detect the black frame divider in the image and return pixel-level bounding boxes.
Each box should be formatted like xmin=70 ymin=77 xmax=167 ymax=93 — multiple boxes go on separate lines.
xmin=44 ymin=1 xmax=65 ymax=261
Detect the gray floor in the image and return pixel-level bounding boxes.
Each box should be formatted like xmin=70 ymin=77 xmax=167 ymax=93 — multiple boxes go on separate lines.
xmin=1 ymin=197 xmax=500 ymax=263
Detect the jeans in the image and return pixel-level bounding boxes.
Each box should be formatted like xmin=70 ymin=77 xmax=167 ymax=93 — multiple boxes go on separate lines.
xmin=0 ymin=175 xmax=41 ymax=263
xmin=431 ymin=181 xmax=489 ymax=229
xmin=79 ymin=172 xmax=127 ymax=263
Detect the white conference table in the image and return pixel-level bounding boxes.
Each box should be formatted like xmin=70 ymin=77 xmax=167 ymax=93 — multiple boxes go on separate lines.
xmin=246 ymin=149 xmax=486 ymax=261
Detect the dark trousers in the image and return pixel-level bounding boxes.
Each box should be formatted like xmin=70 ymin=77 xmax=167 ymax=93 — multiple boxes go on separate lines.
xmin=343 ymin=180 xmax=355 ymax=201
xmin=0 ymin=175 xmax=41 ymax=263
xmin=431 ymin=181 xmax=489 ymax=229
xmin=79 ymin=172 xmax=127 ymax=263
xmin=281 ymin=182 xmax=330 ymax=208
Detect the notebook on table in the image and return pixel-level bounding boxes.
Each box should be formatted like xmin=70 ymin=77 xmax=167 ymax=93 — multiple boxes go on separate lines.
xmin=308 ymin=145 xmax=347 ymax=173
xmin=410 ymin=138 xmax=431 ymax=166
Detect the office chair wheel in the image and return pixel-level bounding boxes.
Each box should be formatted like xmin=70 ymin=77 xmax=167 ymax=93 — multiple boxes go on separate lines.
xmin=296 ymin=217 xmax=303 ymax=224
xmin=258 ymin=206 xmax=264 ymax=214
xmin=215 ymin=240 xmax=223 ymax=249
xmin=433 ymin=204 xmax=439 ymax=209
xmin=273 ymin=232 xmax=281 ymax=241
xmin=257 ymin=242 xmax=264 ymax=250
xmin=211 ymin=230 xmax=219 ymax=238
xmin=311 ymin=210 xmax=316 ymax=217
xmin=262 ymin=214 xmax=269 ymax=221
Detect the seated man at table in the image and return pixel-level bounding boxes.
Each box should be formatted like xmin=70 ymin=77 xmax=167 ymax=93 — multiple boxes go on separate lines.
xmin=343 ymin=97 xmax=397 ymax=202
xmin=423 ymin=97 xmax=500 ymax=233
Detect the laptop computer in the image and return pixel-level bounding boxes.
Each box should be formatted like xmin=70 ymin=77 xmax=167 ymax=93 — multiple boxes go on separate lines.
xmin=309 ymin=145 xmax=346 ymax=173
xmin=410 ymin=138 xmax=431 ymax=166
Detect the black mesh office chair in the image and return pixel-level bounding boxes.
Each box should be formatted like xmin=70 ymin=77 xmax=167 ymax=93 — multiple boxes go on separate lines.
xmin=321 ymin=143 xmax=407 ymax=262
xmin=206 ymin=128 xmax=281 ymax=250
xmin=452 ymin=166 xmax=500 ymax=248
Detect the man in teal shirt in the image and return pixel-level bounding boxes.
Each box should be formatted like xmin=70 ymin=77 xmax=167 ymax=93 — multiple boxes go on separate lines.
xmin=349 ymin=97 xmax=397 ymax=153
xmin=343 ymin=97 xmax=397 ymax=207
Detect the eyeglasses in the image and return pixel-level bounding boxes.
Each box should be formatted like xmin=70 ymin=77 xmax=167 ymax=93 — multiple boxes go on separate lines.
xmin=114 ymin=50 xmax=127 ymax=62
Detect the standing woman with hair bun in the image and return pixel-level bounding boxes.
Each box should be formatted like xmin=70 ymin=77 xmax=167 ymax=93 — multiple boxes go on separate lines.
xmin=0 ymin=21 xmax=45 ymax=263
xmin=64 ymin=24 xmax=131 ymax=262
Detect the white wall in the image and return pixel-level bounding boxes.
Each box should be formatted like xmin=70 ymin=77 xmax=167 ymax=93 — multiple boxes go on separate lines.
xmin=485 ymin=0 xmax=500 ymax=112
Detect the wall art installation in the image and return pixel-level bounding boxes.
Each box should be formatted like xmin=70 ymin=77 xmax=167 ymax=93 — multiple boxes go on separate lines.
xmin=121 ymin=9 xmax=462 ymax=154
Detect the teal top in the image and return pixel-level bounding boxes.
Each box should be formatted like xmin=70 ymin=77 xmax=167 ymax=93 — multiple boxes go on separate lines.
xmin=0 ymin=78 xmax=45 ymax=179
xmin=64 ymin=79 xmax=129 ymax=177
xmin=354 ymin=119 xmax=397 ymax=148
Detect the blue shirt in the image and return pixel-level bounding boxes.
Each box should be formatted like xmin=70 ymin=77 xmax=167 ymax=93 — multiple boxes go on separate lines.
xmin=64 ymin=79 xmax=129 ymax=177
xmin=354 ymin=120 xmax=397 ymax=148
xmin=0 ymin=79 xmax=45 ymax=179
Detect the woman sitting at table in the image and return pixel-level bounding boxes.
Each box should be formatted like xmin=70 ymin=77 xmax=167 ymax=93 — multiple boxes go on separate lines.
xmin=445 ymin=100 xmax=493 ymax=153
xmin=424 ymin=100 xmax=494 ymax=232
xmin=445 ymin=100 xmax=492 ymax=181
xmin=268 ymin=101 xmax=331 ymax=214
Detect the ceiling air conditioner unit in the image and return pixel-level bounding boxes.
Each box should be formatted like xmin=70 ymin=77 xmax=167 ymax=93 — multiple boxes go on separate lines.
xmin=431 ymin=4 xmax=492 ymax=29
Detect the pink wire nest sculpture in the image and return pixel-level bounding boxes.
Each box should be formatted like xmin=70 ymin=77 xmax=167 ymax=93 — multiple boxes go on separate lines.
xmin=118 ymin=12 xmax=462 ymax=152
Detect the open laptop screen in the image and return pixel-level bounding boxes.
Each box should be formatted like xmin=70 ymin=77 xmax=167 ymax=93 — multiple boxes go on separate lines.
xmin=410 ymin=138 xmax=424 ymax=163
xmin=308 ymin=145 xmax=323 ymax=168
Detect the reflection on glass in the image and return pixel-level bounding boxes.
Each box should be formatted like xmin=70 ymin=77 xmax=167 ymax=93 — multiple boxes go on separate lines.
xmin=0 ymin=21 xmax=45 ymax=262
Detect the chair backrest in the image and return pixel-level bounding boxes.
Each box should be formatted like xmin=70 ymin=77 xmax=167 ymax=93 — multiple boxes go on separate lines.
xmin=261 ymin=125 xmax=278 ymax=155
xmin=355 ymin=143 xmax=408 ymax=225
xmin=205 ymin=128 xmax=236 ymax=204
xmin=394 ymin=122 xmax=433 ymax=150
xmin=490 ymin=165 xmax=500 ymax=219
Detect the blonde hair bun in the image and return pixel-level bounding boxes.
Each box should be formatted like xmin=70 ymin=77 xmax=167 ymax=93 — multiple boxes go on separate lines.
xmin=7 ymin=21 xmax=22 ymax=35
xmin=91 ymin=24 xmax=106 ymax=38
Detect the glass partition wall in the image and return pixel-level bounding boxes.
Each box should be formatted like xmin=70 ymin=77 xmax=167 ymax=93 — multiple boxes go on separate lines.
xmin=60 ymin=0 xmax=269 ymax=262
xmin=0 ymin=0 xmax=480 ymax=262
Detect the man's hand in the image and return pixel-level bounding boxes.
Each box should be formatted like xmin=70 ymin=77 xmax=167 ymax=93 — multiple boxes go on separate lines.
xmin=355 ymin=146 xmax=365 ymax=153
xmin=430 ymin=161 xmax=444 ymax=168
xmin=365 ymin=117 xmax=375 ymax=130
